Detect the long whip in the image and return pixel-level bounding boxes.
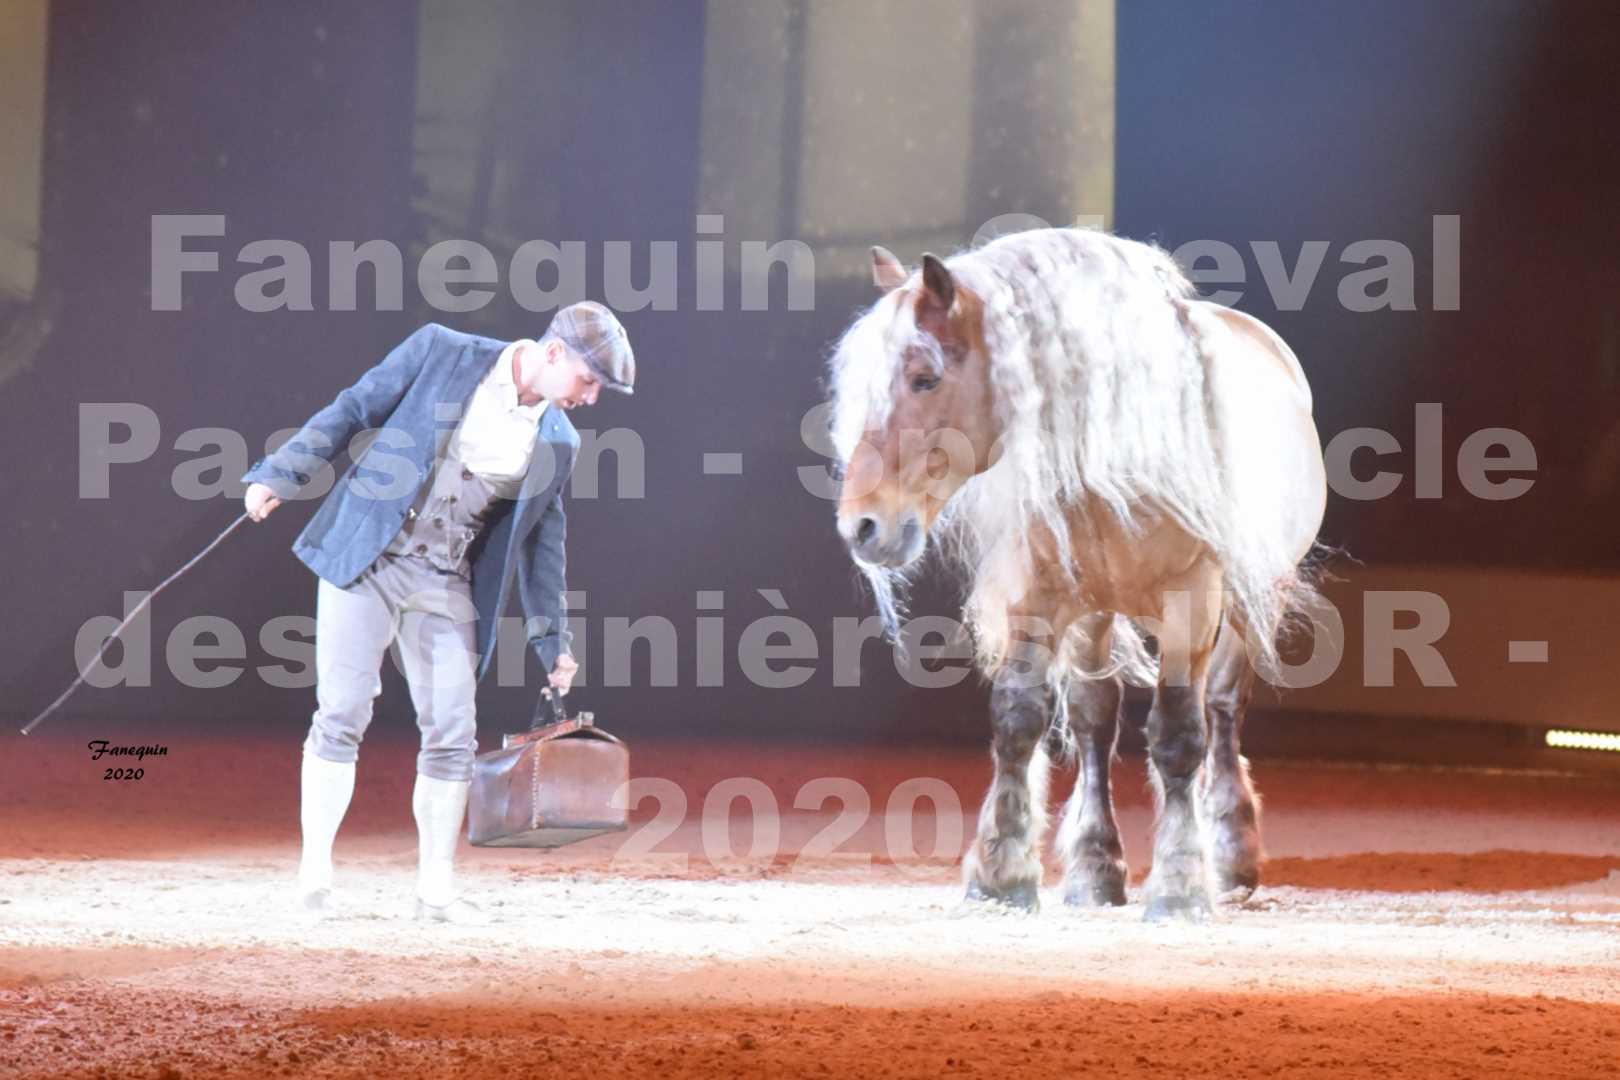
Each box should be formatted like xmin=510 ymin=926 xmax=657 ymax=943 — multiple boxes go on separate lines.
xmin=21 ymin=511 xmax=255 ymax=735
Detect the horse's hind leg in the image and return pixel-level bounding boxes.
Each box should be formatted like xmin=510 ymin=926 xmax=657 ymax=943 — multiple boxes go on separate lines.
xmin=1056 ymin=671 xmax=1128 ymax=906
xmin=963 ymin=671 xmax=1052 ymax=912
xmin=1202 ymin=617 xmax=1263 ymax=898
xmin=1143 ymin=586 xmax=1220 ymax=923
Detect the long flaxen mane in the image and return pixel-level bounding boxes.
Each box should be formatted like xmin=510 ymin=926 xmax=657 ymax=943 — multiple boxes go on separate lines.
xmin=829 ymin=228 xmax=1311 ymax=681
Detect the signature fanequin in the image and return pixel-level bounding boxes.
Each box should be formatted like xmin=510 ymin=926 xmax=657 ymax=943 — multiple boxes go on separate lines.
xmin=87 ymin=740 xmax=168 ymax=762
xmin=88 ymin=740 xmax=168 ymax=780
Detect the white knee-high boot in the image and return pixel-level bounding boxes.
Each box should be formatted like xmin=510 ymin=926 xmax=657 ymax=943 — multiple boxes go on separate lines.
xmin=413 ymin=774 xmax=487 ymax=923
xmin=298 ymin=752 xmax=355 ymax=907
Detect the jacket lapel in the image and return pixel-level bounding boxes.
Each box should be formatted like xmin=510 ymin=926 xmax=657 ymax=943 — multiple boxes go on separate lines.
xmin=514 ymin=408 xmax=572 ymax=526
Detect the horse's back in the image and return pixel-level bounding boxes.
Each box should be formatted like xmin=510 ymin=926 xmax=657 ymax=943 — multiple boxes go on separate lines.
xmin=1196 ymin=302 xmax=1313 ymax=411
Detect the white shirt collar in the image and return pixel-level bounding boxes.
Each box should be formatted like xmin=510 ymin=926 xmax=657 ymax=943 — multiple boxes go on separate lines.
xmin=495 ymin=339 xmax=546 ymax=422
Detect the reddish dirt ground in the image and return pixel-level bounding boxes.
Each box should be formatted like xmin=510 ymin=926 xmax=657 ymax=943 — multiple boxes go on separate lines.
xmin=3 ymin=727 xmax=1619 ymax=1078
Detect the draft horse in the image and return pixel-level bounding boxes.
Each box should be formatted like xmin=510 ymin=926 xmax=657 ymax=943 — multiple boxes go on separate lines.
xmin=828 ymin=228 xmax=1325 ymax=921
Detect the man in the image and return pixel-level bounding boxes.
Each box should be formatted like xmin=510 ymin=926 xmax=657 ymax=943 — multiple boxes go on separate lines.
xmin=242 ymin=302 xmax=635 ymax=923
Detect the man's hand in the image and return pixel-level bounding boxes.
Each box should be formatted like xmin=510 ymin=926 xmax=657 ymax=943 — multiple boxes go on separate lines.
xmin=548 ymin=652 xmax=579 ymax=696
xmin=244 ymin=482 xmax=282 ymax=522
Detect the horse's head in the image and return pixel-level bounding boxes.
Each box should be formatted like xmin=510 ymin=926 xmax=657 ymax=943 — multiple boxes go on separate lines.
xmin=829 ymin=246 xmax=1000 ymax=572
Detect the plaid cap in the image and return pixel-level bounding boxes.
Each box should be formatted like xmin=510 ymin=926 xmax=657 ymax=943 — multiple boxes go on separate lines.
xmin=548 ymin=301 xmax=635 ymax=394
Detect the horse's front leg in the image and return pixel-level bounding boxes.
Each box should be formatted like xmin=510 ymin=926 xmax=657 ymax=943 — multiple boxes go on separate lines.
xmin=963 ymin=671 xmax=1052 ymax=912
xmin=1057 ymin=671 xmax=1128 ymax=906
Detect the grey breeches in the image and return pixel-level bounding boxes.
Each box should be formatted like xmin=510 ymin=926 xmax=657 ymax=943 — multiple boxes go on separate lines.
xmin=303 ymin=555 xmax=480 ymax=781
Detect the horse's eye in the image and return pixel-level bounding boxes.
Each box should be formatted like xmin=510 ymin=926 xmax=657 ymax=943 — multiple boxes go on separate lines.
xmin=910 ymin=373 xmax=940 ymax=393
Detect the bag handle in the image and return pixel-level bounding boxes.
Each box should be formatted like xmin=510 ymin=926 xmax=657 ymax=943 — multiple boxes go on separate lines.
xmin=531 ymin=686 xmax=566 ymax=730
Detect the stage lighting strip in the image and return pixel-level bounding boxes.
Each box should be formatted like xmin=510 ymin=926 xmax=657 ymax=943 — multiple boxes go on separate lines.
xmin=1544 ymin=729 xmax=1620 ymax=753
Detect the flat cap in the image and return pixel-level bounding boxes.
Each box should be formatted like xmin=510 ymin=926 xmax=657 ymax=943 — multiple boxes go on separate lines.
xmin=550 ymin=301 xmax=634 ymax=394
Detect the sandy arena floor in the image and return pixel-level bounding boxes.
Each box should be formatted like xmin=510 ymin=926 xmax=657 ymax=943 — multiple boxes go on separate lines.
xmin=3 ymin=728 xmax=1619 ymax=1078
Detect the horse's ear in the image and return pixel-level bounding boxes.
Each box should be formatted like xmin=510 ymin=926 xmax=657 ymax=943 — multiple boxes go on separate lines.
xmin=920 ymin=253 xmax=955 ymax=311
xmin=871 ymin=246 xmax=907 ymax=292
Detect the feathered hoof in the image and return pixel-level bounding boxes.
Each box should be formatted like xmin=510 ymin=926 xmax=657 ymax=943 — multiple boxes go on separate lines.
xmin=1215 ymin=865 xmax=1260 ymax=902
xmin=1062 ymin=875 xmax=1127 ymax=908
xmin=1143 ymin=890 xmax=1213 ymax=924
xmin=414 ymin=897 xmax=491 ymax=926
xmin=964 ymin=878 xmax=1040 ymax=912
xmin=296 ymin=886 xmax=336 ymax=920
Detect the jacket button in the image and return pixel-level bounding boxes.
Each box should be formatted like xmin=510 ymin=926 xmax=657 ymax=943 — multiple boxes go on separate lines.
xmin=433 ymin=516 xmax=444 ymax=527
xmin=415 ymin=543 xmax=427 ymax=554
xmin=461 ymin=468 xmax=474 ymax=480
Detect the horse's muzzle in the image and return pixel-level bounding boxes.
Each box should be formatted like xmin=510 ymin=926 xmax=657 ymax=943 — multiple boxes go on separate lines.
xmin=842 ymin=512 xmax=925 ymax=568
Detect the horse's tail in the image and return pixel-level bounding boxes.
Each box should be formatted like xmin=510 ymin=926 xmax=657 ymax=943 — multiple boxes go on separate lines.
xmin=1220 ymin=545 xmax=1337 ymax=692
xmin=1263 ymin=543 xmax=1340 ymax=689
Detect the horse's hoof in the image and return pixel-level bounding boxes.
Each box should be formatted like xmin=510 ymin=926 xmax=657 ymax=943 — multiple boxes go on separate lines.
xmin=1062 ymin=876 xmax=1127 ymax=908
xmin=1143 ymin=891 xmax=1213 ymax=924
xmin=965 ymin=879 xmax=1040 ymax=912
xmin=1215 ymin=866 xmax=1260 ymax=901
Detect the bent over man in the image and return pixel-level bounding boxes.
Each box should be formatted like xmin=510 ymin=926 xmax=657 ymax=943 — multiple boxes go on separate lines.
xmin=242 ymin=303 xmax=635 ymax=923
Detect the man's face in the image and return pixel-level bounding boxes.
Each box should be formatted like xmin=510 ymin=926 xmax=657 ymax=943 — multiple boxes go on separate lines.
xmin=523 ymin=340 xmax=601 ymax=410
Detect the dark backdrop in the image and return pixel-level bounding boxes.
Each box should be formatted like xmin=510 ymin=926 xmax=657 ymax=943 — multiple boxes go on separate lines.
xmin=3 ymin=0 xmax=1617 ymax=748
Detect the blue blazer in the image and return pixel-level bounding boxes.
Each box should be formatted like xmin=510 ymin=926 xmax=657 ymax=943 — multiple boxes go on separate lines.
xmin=242 ymin=323 xmax=576 ymax=679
